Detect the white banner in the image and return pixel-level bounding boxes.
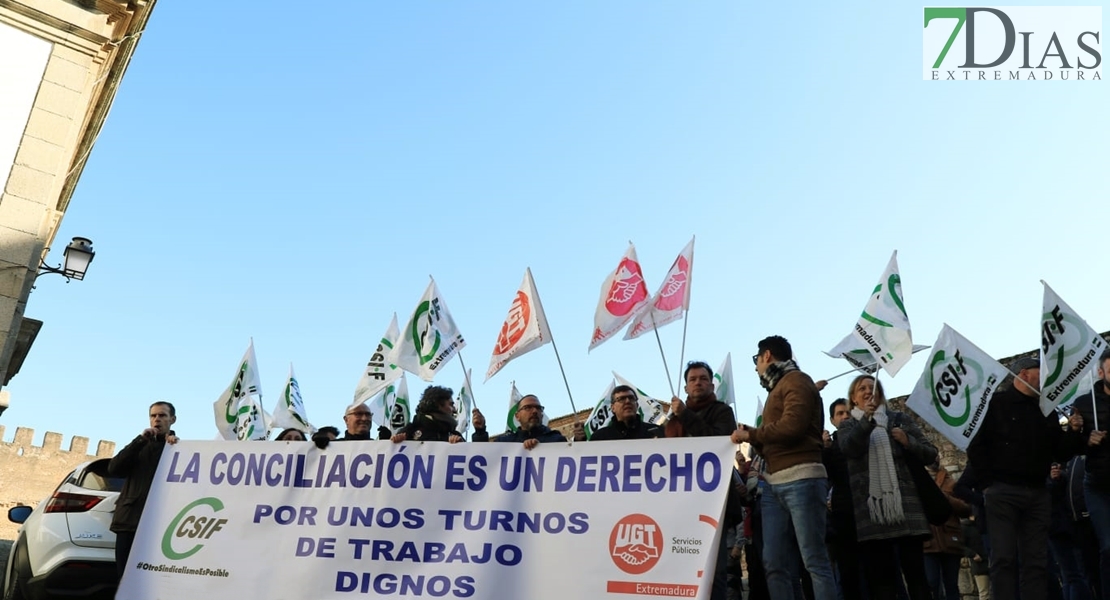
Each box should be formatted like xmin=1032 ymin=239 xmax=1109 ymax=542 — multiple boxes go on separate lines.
xmin=1041 ymin=281 xmax=1106 ymax=415
xmin=905 ymin=324 xmax=1009 ymax=451
xmin=851 ymin=250 xmax=914 ymax=376
xmin=116 ymin=438 xmax=733 ymax=600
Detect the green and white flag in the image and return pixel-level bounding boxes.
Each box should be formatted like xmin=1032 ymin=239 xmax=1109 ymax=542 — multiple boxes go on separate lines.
xmin=825 ymin=333 xmax=930 ymax=374
xmin=1040 ymin=281 xmax=1106 ymax=415
xmin=851 ymin=251 xmax=913 ymax=377
xmin=714 ymin=353 xmax=736 ymax=413
xmin=351 ymin=313 xmax=402 ymax=409
xmin=270 ymin=363 xmax=313 ymax=434
xmin=613 ymin=371 xmax=670 ymax=426
xmin=755 ymin=397 xmax=764 ymax=428
xmin=583 ymin=379 xmax=617 ymax=440
xmin=456 ymin=369 xmax=473 ymax=437
xmin=905 ymin=324 xmax=1008 ymax=451
xmin=212 ymin=340 xmax=268 ymax=441
xmin=392 ymin=278 xmax=467 ymax=382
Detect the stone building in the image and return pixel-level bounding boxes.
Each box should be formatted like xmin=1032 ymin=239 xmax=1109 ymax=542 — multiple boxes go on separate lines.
xmin=0 ymin=0 xmax=156 ymax=390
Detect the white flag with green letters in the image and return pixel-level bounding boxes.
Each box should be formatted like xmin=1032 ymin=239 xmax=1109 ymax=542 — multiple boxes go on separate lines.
xmin=851 ymin=251 xmax=913 ymax=377
xmin=906 ymin=325 xmax=1008 ymax=451
xmin=351 ymin=313 xmax=402 ymax=409
xmin=271 ymin=363 xmax=313 ymax=434
xmin=392 ymin=278 xmax=467 ymax=382
xmin=212 ymin=340 xmax=267 ymax=441
xmin=1040 ymin=281 xmax=1106 ymax=415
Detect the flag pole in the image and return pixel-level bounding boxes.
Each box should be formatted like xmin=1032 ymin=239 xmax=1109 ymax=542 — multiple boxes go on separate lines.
xmin=676 ymin=309 xmax=689 ymax=394
xmin=649 ymin=310 xmax=677 ymax=398
xmin=1092 ymin=372 xmax=1100 ymax=431
xmin=457 ymin=351 xmax=478 ymax=410
xmin=527 ymin=268 xmax=579 ymax=421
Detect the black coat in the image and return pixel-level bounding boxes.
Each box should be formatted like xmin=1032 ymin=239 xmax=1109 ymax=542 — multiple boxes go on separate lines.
xmin=400 ymin=414 xmax=462 ymax=442
xmin=496 ymin=425 xmax=566 ymax=444
xmin=108 ymin=432 xmax=172 ymax=533
xmin=590 ymin=417 xmax=663 ymax=441
xmin=1073 ymin=382 xmax=1110 ymax=490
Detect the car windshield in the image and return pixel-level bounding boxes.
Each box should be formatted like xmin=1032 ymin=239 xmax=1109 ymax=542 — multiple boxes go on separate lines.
xmin=76 ymin=459 xmax=125 ymax=492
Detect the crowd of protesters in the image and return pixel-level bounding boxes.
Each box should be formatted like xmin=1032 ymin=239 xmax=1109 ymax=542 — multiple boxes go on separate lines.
xmin=115 ymin=339 xmax=1110 ymax=600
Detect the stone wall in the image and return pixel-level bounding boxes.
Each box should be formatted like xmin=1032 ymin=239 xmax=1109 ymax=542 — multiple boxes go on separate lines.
xmin=0 ymin=426 xmax=115 ymax=539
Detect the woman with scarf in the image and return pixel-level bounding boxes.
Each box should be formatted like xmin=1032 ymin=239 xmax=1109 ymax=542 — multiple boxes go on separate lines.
xmin=392 ymin=385 xmax=464 ymax=443
xmin=838 ymin=374 xmax=937 ymax=600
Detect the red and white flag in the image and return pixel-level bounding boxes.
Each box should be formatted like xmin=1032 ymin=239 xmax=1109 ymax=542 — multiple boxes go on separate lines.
xmin=486 ymin=268 xmax=552 ymax=381
xmin=624 ymin=237 xmax=695 ymax=341
xmin=589 ymin=243 xmax=651 ymax=350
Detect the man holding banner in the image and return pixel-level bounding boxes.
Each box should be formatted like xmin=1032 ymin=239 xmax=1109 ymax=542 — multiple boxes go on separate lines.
xmin=967 ymin=357 xmax=1086 ymax=600
xmin=590 ymin=385 xmax=664 ymax=441
xmin=494 ymin=395 xmax=566 ymax=449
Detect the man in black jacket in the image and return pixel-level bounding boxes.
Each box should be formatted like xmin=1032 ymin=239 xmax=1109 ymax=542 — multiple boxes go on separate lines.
xmin=1072 ymin=347 xmax=1110 ymax=599
xmin=108 ymin=401 xmax=179 ymax=581
xmin=967 ymin=356 xmax=1085 ymax=600
xmin=590 ymin=385 xmax=663 ymax=441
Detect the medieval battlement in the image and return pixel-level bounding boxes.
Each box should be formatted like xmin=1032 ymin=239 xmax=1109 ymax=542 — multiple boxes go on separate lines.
xmin=0 ymin=426 xmax=117 ymax=540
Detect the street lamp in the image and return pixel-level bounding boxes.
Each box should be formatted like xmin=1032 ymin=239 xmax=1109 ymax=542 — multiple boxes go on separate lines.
xmin=38 ymin=237 xmax=95 ymax=282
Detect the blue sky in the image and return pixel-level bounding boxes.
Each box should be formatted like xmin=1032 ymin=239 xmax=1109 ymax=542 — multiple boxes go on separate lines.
xmin=5 ymin=1 xmax=1106 ymax=449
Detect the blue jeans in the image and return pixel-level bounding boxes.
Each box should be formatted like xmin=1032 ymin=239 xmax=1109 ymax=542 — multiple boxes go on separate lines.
xmin=1084 ymin=479 xmax=1110 ymax=600
xmin=760 ymin=476 xmax=838 ymax=600
xmin=924 ymin=553 xmax=962 ymax=599
xmin=1050 ymin=535 xmax=1095 ymax=600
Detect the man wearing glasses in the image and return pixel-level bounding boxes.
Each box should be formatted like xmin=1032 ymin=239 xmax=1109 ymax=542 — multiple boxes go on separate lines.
xmin=590 ymin=385 xmax=663 ymax=441
xmin=495 ymin=394 xmax=566 ymax=449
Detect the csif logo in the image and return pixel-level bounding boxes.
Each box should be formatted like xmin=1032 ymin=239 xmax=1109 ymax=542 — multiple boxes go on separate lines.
xmin=161 ymin=497 xmax=227 ymax=560
xmin=926 ymin=348 xmax=987 ymax=426
xmin=609 ymin=514 xmax=663 ymax=575
xmin=923 ymin=7 xmax=1101 ymax=81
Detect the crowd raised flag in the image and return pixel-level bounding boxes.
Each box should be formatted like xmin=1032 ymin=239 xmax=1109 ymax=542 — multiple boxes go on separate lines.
xmin=624 ymin=237 xmax=695 ymax=341
xmin=851 ymin=250 xmax=914 ymax=377
xmin=614 ymin=372 xmax=669 ymax=425
xmin=351 ymin=313 xmax=402 ymax=409
xmin=754 ymin=397 xmax=764 ymax=428
xmin=1040 ymin=281 xmax=1107 ymax=415
xmin=589 ymin=243 xmax=650 ymax=350
xmin=212 ymin=340 xmax=268 ymax=441
xmin=486 ymin=268 xmax=552 ymax=380
xmin=370 ymin=374 xmax=410 ymax=434
xmin=905 ymin=325 xmax=1009 ymax=451
xmin=270 ymin=363 xmax=312 ymax=434
xmin=583 ymin=379 xmax=617 ymax=439
xmin=825 ymin=332 xmax=929 ymax=375
xmin=391 ymin=278 xmax=467 ymax=382
xmin=714 ymin=353 xmax=736 ymax=413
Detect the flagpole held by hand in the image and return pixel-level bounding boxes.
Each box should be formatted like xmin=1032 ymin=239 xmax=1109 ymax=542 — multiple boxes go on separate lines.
xmin=649 ymin=310 xmax=677 ymax=398
xmin=458 ymin=352 xmax=478 ymax=410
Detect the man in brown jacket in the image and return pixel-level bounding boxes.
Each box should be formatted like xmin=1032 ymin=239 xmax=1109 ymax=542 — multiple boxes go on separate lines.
xmin=732 ymin=335 xmax=837 ymax=600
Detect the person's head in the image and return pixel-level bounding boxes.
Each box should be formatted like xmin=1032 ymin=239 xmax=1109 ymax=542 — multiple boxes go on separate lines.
xmin=610 ymin=385 xmax=640 ymax=422
xmin=1009 ymin=356 xmax=1040 ymax=397
xmin=516 ymin=395 xmax=544 ymax=430
xmin=1097 ymin=348 xmax=1110 ymax=386
xmin=344 ymin=403 xmax=373 ymax=435
xmin=683 ymin=361 xmax=714 ymax=401
xmin=149 ymin=401 xmax=176 ymax=435
xmin=416 ymin=385 xmax=455 ymax=417
xmin=754 ymin=336 xmax=792 ymax=376
xmin=829 ymin=398 xmax=851 ymax=427
xmin=276 ymin=428 xmax=306 ymax=441
xmin=848 ymin=375 xmax=885 ymax=412
xmin=317 ymin=425 xmax=340 ymax=441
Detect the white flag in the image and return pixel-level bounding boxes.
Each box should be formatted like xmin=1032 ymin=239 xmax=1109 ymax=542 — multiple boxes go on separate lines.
xmin=755 ymin=397 xmax=764 ymax=428
xmin=590 ymin=244 xmax=651 ymax=350
xmin=212 ymin=340 xmax=267 ymax=441
xmin=825 ymin=332 xmax=931 ymax=374
xmin=392 ymin=278 xmax=467 ymax=382
xmin=388 ymin=375 xmax=412 ymax=434
xmin=270 ymin=363 xmax=313 ymax=433
xmin=583 ymin=379 xmax=617 ymax=439
xmin=714 ymin=353 xmax=736 ymax=411
xmin=851 ymin=250 xmax=913 ymax=376
xmin=613 ymin=371 xmax=670 ymax=426
xmin=456 ymin=369 xmax=473 ymax=437
xmin=1040 ymin=281 xmax=1106 ymax=415
xmin=351 ymin=314 xmax=402 ymax=408
xmin=906 ymin=325 xmax=1009 ymax=450
xmin=624 ymin=237 xmax=695 ymax=341
xmin=486 ymin=268 xmax=552 ymax=381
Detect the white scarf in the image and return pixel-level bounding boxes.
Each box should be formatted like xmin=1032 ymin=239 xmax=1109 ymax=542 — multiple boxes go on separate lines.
xmin=851 ymin=404 xmax=904 ymax=525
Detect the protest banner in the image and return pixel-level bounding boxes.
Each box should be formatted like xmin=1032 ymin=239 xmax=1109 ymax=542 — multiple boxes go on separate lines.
xmin=116 ymin=438 xmax=734 ymax=600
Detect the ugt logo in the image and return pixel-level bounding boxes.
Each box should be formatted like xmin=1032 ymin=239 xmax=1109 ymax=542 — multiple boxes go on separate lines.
xmin=161 ymin=497 xmax=227 ymax=560
xmin=609 ymin=514 xmax=663 ymax=575
xmin=923 ymin=7 xmax=1102 ymax=80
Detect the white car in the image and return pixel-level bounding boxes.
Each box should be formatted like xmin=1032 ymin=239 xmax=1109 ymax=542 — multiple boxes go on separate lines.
xmin=3 ymin=458 xmax=121 ymax=600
